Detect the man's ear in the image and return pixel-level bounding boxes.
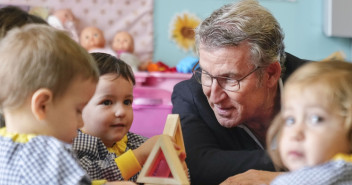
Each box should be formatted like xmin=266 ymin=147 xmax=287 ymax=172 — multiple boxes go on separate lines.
xmin=265 ymin=62 xmax=281 ymax=88
xmin=31 ymin=88 xmax=53 ymax=120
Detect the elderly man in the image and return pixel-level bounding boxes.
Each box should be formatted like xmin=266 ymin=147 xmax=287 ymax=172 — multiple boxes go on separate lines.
xmin=171 ymin=0 xmax=308 ymax=184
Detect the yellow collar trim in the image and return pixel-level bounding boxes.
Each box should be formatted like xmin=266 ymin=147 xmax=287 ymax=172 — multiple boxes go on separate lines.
xmin=107 ymin=135 xmax=128 ymax=156
xmin=0 ymin=127 xmax=36 ymax=143
xmin=333 ymin=153 xmax=352 ymax=162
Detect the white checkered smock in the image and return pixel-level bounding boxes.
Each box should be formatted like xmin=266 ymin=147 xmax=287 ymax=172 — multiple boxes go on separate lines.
xmin=271 ymin=159 xmax=352 ymax=185
xmin=0 ymin=135 xmax=91 ymax=185
xmin=72 ymin=130 xmax=147 ymax=182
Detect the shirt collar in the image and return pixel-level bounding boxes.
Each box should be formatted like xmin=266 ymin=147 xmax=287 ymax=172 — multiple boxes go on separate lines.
xmin=0 ymin=127 xmax=36 ymax=143
xmin=107 ymin=134 xmax=128 ymax=155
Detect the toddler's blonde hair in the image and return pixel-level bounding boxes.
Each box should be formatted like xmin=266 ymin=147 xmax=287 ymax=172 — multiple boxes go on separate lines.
xmin=0 ymin=24 xmax=99 ymax=111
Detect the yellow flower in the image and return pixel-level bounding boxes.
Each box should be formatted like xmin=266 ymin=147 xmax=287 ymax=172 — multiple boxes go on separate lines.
xmin=170 ymin=12 xmax=201 ymax=51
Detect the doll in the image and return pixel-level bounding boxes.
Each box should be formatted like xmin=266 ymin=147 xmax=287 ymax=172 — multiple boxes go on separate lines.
xmin=112 ymin=31 xmax=140 ymax=72
xmin=112 ymin=31 xmax=134 ymax=54
xmin=80 ymin=26 xmax=116 ymax=57
xmin=47 ymin=9 xmax=79 ymax=42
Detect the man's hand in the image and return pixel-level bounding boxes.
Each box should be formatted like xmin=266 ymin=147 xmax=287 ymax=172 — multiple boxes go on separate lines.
xmin=220 ymin=170 xmax=283 ymax=185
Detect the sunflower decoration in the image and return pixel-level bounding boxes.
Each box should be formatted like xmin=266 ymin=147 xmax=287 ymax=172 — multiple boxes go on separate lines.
xmin=170 ymin=12 xmax=201 ymax=52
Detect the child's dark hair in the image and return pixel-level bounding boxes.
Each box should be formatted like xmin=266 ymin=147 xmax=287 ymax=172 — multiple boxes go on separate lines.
xmin=0 ymin=6 xmax=48 ymax=38
xmin=91 ymin=52 xmax=135 ymax=85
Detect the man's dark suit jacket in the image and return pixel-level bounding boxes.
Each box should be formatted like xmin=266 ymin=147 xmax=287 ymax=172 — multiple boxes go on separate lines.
xmin=171 ymin=53 xmax=308 ymax=185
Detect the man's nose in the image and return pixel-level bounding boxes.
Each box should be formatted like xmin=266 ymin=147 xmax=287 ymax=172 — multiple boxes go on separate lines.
xmin=208 ymin=79 xmax=226 ymax=104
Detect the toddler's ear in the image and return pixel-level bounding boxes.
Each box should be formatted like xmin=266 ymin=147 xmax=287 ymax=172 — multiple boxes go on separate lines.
xmin=31 ymin=88 xmax=53 ymax=120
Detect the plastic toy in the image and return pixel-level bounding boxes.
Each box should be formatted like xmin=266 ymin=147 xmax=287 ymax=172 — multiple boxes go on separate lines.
xmin=79 ymin=26 xmax=116 ymax=56
xmin=47 ymin=9 xmax=79 ymax=42
xmin=142 ymin=61 xmax=177 ymax=72
xmin=176 ymin=56 xmax=199 ymax=73
xmin=112 ymin=31 xmax=140 ymax=71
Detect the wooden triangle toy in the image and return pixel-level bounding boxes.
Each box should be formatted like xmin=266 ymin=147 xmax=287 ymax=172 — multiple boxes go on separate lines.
xmin=136 ymin=135 xmax=190 ymax=185
xmin=162 ymin=114 xmax=188 ymax=177
xmin=162 ymin=114 xmax=185 ymax=154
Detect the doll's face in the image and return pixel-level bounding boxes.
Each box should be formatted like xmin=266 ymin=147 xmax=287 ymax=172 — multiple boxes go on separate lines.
xmin=80 ymin=27 xmax=105 ymax=51
xmin=112 ymin=31 xmax=134 ymax=53
xmin=54 ymin=9 xmax=75 ymax=23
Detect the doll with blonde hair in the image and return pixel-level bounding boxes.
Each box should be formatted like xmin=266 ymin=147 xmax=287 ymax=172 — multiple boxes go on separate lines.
xmin=267 ymin=60 xmax=352 ymax=184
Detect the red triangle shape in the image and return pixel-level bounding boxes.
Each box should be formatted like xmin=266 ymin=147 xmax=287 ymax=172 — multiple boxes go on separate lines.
xmin=147 ymin=148 xmax=173 ymax=178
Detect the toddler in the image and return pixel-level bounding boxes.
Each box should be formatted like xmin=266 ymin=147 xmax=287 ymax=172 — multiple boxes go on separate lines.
xmin=267 ymin=61 xmax=352 ymax=184
xmin=73 ymin=52 xmax=186 ymax=182
xmin=0 ymin=5 xmax=48 ymax=128
xmin=0 ymin=24 xmax=134 ymax=185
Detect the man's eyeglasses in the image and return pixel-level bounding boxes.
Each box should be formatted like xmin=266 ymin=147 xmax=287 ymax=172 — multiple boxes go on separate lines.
xmin=192 ymin=62 xmax=261 ymax=92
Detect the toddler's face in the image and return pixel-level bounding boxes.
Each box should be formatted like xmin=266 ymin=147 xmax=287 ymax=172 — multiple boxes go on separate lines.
xmin=81 ymin=74 xmax=134 ymax=147
xmin=47 ymin=78 xmax=96 ymax=143
xmin=279 ymin=84 xmax=350 ymax=171
xmin=80 ymin=27 xmax=105 ymax=51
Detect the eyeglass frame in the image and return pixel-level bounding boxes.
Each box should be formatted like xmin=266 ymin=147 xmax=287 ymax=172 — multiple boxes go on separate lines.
xmin=192 ymin=61 xmax=261 ymax=92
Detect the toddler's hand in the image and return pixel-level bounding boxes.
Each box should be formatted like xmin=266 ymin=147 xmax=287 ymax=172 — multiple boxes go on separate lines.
xmin=171 ymin=139 xmax=187 ymax=172
xmin=133 ymin=135 xmax=160 ymax=166
xmin=133 ymin=134 xmax=188 ymax=172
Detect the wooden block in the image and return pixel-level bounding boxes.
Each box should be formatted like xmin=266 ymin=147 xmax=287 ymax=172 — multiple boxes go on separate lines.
xmin=163 ymin=114 xmax=185 ymax=154
xmin=137 ymin=135 xmax=190 ymax=185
